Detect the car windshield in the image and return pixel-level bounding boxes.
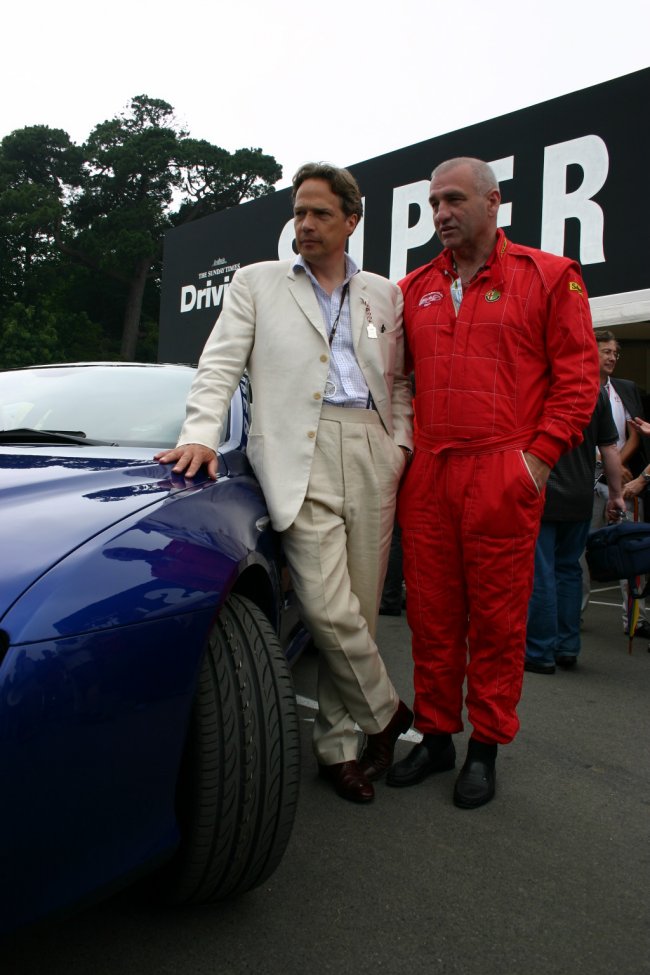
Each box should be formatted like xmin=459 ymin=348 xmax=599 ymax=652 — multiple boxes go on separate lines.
xmin=0 ymin=364 xmax=208 ymax=448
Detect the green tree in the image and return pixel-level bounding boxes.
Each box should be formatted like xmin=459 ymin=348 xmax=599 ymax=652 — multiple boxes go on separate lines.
xmin=0 ymin=126 xmax=82 ymax=311
xmin=0 ymin=96 xmax=281 ymax=365
xmin=0 ymin=303 xmax=102 ymax=368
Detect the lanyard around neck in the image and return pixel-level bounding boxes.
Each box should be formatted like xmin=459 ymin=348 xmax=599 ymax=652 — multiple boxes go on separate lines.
xmin=328 ymin=282 xmax=350 ymax=347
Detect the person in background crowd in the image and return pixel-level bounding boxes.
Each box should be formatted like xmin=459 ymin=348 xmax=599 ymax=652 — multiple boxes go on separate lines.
xmin=387 ymin=157 xmax=600 ymax=808
xmin=585 ymin=330 xmax=650 ymax=636
xmin=622 ymin=414 xmax=650 ymax=498
xmin=623 ymin=418 xmax=650 ymax=652
xmin=155 ymin=163 xmax=414 ymax=804
xmin=525 ymin=388 xmax=623 ymax=674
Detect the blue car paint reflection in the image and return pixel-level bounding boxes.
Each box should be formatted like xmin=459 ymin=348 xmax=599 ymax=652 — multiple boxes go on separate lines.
xmin=0 ymin=364 xmax=306 ymax=934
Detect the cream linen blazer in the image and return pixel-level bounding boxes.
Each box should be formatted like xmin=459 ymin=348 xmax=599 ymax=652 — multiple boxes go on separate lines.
xmin=177 ymin=260 xmax=413 ymax=532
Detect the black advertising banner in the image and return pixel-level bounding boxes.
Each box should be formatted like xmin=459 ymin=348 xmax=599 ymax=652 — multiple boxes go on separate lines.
xmin=160 ymin=191 xmax=293 ymax=363
xmin=159 ymin=68 xmax=650 ymax=363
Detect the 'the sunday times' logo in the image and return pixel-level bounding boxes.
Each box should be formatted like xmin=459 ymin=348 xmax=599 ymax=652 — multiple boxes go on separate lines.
xmin=179 ymin=258 xmax=241 ymax=314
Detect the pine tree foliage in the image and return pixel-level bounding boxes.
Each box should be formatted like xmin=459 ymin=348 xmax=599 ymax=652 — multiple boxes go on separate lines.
xmin=0 ymin=96 xmax=281 ymax=365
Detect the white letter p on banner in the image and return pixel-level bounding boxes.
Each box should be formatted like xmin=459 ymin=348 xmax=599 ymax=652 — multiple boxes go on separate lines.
xmin=389 ymin=180 xmax=433 ymax=282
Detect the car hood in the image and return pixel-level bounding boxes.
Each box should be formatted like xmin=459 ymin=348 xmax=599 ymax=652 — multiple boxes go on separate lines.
xmin=0 ymin=447 xmax=211 ymax=615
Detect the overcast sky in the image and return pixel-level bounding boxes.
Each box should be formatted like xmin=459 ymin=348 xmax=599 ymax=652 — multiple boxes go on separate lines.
xmin=2 ymin=0 xmax=648 ymax=188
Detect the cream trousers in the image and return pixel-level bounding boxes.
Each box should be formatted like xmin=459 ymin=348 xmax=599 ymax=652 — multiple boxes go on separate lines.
xmin=281 ymin=405 xmax=405 ymax=765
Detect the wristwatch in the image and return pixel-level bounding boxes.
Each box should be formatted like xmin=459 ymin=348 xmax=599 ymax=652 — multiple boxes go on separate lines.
xmin=641 ymin=470 xmax=650 ymax=484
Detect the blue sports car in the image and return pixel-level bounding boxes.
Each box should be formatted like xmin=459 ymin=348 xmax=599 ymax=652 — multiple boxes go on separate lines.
xmin=0 ymin=362 xmax=307 ymax=935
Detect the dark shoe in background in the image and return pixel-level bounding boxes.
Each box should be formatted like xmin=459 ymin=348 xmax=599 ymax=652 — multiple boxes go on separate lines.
xmin=386 ymin=733 xmax=456 ymax=787
xmin=524 ymin=658 xmax=556 ymax=675
xmin=556 ymin=654 xmax=577 ymax=669
xmin=453 ymin=739 xmax=497 ymax=809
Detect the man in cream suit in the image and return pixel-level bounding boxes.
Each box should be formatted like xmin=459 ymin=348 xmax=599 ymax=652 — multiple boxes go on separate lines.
xmin=156 ymin=163 xmax=414 ymax=803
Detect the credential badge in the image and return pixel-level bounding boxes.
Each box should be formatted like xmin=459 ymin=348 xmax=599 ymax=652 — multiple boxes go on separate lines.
xmin=361 ymin=297 xmax=379 ymax=339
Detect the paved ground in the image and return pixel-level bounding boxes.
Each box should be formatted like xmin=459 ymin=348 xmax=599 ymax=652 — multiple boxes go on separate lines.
xmin=4 ymin=582 xmax=650 ymax=975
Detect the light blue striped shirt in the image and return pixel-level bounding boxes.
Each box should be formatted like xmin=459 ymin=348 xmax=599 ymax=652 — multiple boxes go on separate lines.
xmin=293 ymin=254 xmax=373 ymax=408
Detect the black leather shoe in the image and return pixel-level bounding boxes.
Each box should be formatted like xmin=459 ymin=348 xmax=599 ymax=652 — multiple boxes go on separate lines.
xmin=386 ymin=734 xmax=456 ymax=787
xmin=358 ymin=700 xmax=414 ymax=780
xmin=318 ymin=760 xmax=374 ymax=803
xmin=556 ymin=654 xmax=577 ymax=669
xmin=453 ymin=740 xmax=497 ymax=809
xmin=524 ymin=658 xmax=555 ymax=674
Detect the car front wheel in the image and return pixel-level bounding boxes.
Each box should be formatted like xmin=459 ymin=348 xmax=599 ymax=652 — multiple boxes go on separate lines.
xmin=162 ymin=592 xmax=300 ymax=903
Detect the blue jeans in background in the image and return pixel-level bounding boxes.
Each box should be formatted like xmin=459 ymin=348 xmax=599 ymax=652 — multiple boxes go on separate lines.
xmin=526 ymin=519 xmax=591 ymax=666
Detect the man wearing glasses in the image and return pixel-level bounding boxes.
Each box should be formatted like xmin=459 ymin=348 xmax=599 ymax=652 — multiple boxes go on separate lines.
xmin=587 ymin=330 xmax=650 ymax=635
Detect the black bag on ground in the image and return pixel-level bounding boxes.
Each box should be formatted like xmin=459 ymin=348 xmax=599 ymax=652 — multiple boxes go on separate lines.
xmin=586 ymin=521 xmax=650 ymax=597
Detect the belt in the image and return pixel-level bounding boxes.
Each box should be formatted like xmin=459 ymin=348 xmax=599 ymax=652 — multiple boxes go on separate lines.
xmin=416 ymin=424 xmax=537 ymax=456
xmin=320 ymin=404 xmax=381 ymax=425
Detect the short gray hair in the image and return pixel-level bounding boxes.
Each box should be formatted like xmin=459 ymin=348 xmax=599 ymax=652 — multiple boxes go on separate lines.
xmin=431 ymin=157 xmax=499 ymax=194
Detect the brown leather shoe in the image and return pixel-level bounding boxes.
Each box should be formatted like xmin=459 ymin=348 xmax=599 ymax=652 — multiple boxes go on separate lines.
xmin=318 ymin=760 xmax=375 ymax=803
xmin=357 ymin=700 xmax=414 ymax=780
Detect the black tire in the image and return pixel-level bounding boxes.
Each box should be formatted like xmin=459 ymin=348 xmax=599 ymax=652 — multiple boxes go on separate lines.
xmin=162 ymin=593 xmax=300 ymax=904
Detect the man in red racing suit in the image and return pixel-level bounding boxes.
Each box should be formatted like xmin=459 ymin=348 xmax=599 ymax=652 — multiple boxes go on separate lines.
xmin=386 ymin=157 xmax=600 ymax=808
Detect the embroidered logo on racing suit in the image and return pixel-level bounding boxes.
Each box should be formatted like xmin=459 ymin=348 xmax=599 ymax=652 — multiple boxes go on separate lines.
xmin=419 ymin=291 xmax=444 ymax=306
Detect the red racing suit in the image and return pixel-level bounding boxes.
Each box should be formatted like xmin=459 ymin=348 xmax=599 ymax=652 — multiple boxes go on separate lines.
xmin=398 ymin=230 xmax=599 ymax=743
